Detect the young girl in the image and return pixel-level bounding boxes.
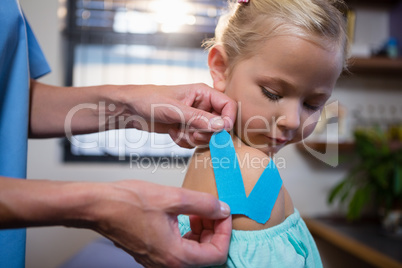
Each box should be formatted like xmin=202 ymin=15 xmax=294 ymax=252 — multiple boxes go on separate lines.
xmin=179 ymin=0 xmax=348 ymax=267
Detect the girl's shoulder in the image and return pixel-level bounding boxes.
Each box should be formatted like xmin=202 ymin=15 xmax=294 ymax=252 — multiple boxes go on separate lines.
xmin=181 ymin=146 xmax=218 ymax=198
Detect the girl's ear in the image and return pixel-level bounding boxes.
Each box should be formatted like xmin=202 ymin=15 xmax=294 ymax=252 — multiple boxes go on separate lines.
xmin=208 ymin=45 xmax=229 ymax=92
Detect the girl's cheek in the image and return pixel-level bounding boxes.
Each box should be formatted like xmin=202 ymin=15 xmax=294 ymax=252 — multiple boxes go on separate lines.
xmin=301 ymin=121 xmax=318 ymax=140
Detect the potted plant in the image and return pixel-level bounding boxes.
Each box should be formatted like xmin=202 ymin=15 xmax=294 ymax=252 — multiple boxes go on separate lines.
xmin=328 ymin=127 xmax=402 ymax=234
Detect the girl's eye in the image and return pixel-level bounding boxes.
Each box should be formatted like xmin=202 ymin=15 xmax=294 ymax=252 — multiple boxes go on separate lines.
xmin=260 ymin=86 xmax=281 ymax=101
xmin=304 ymin=103 xmax=321 ymax=111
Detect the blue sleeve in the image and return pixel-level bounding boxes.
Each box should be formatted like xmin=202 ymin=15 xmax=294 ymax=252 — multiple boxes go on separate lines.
xmin=24 ymin=16 xmax=51 ymax=79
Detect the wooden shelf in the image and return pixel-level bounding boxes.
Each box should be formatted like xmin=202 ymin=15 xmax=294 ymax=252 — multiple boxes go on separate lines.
xmin=297 ymin=141 xmax=402 ymax=154
xmin=346 ymin=57 xmax=402 ymax=76
xmin=344 ymin=0 xmax=401 ymax=8
xmin=304 ymin=217 xmax=402 ymax=267
xmin=296 ymin=142 xmax=355 ymax=153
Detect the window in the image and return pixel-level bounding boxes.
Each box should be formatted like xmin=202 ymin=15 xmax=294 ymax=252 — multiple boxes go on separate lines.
xmin=61 ymin=0 xmax=226 ymax=162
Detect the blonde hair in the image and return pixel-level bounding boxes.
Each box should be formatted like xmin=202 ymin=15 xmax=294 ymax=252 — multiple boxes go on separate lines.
xmin=207 ymin=0 xmax=349 ymax=73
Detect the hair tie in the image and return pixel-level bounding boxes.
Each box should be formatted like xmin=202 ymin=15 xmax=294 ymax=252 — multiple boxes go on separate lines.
xmin=238 ymin=0 xmax=249 ymax=3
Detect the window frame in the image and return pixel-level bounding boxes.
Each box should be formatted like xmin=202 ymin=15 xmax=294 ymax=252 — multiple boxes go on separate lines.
xmin=61 ymin=0 xmax=225 ymax=163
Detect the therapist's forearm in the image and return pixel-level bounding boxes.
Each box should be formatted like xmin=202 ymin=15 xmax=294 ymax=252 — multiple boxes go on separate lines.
xmin=28 ymin=79 xmax=136 ymax=138
xmin=0 ymin=176 xmax=97 ymax=229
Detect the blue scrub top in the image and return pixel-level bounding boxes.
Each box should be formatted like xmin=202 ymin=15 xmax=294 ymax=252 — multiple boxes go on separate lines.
xmin=0 ymin=1 xmax=51 ymax=267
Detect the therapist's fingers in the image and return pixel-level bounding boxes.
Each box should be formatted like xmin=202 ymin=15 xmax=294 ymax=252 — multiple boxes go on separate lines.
xmin=178 ymin=93 xmax=237 ymax=132
xmin=155 ymin=84 xmax=236 ymax=132
xmin=188 ymin=85 xmax=237 ymax=131
xmin=168 ymin=128 xmax=212 ymax=149
xmin=201 ymin=89 xmax=237 ymax=131
xmin=180 ymin=215 xmax=232 ymax=266
xmin=179 ymin=105 xmax=225 ymax=131
xmin=166 ymin=188 xmax=230 ymax=219
xmin=156 ymin=102 xmax=228 ymax=134
xmin=91 ymin=180 xmax=231 ymax=267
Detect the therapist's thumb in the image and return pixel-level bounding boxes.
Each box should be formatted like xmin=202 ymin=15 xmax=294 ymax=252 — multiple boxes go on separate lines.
xmin=180 ymin=105 xmax=226 ymax=132
xmin=170 ymin=189 xmax=230 ymax=219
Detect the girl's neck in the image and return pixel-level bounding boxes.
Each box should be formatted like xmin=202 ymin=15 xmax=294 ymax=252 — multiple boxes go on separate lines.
xmin=229 ymin=131 xmax=276 ymax=157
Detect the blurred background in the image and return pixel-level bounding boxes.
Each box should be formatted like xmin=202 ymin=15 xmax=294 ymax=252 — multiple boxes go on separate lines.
xmin=21 ymin=0 xmax=401 ymax=267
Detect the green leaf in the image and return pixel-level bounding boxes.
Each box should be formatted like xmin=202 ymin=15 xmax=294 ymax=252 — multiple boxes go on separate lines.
xmin=394 ymin=165 xmax=402 ymax=196
xmin=340 ymin=186 xmax=351 ymax=203
xmin=328 ymin=166 xmax=363 ymax=206
xmin=347 ymin=185 xmax=372 ymax=221
xmin=328 ymin=180 xmax=348 ymax=204
xmin=371 ymin=163 xmax=392 ymax=189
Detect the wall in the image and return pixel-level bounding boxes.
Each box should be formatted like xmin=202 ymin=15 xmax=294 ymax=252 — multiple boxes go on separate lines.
xmin=20 ymin=1 xmax=402 ymax=268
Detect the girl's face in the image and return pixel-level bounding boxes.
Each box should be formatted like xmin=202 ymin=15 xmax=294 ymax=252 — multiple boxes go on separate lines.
xmin=211 ymin=35 xmax=343 ymax=155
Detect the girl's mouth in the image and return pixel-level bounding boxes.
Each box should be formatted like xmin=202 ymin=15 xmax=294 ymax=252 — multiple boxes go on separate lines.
xmin=267 ymin=136 xmax=288 ymax=145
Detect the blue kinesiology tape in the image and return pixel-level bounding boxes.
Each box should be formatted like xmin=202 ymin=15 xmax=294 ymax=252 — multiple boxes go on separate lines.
xmin=209 ymin=130 xmax=283 ymax=224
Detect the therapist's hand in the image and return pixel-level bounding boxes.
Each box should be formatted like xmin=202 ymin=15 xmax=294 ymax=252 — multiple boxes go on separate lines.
xmin=29 ymin=81 xmax=236 ymax=143
xmin=116 ymin=83 xmax=237 ymax=148
xmin=0 ymin=178 xmax=231 ymax=267
xmin=91 ymin=180 xmax=232 ymax=267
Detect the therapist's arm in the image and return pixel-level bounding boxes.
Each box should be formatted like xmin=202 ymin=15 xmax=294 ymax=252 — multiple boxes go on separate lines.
xmin=0 ymin=177 xmax=232 ymax=267
xmin=28 ymin=80 xmax=236 ymax=147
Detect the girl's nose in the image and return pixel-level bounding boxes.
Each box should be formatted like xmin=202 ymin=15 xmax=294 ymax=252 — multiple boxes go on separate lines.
xmin=276 ymin=101 xmax=301 ymax=131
